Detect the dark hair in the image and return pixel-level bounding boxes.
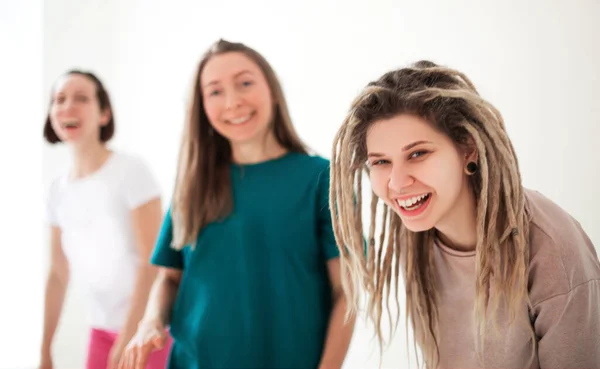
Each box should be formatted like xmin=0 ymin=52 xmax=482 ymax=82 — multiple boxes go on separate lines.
xmin=171 ymin=39 xmax=309 ymax=249
xmin=43 ymin=70 xmax=115 ymax=143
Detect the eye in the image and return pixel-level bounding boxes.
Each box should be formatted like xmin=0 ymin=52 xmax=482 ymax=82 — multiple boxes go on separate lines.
xmin=368 ymin=159 xmax=390 ymax=167
xmin=408 ymin=150 xmax=429 ymax=160
xmin=241 ymin=80 xmax=254 ymax=88
xmin=208 ymin=89 xmax=221 ymax=97
xmin=75 ymin=95 xmax=89 ymax=102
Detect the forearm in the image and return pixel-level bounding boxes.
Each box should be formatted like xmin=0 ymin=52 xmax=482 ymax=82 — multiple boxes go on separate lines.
xmin=319 ymin=294 xmax=356 ymax=369
xmin=41 ymin=273 xmax=69 ymax=355
xmin=140 ymin=271 xmax=180 ymax=328
xmin=119 ymin=264 xmax=158 ymax=342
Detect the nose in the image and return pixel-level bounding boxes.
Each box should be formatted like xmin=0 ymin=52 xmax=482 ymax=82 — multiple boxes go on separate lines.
xmin=224 ymin=89 xmax=242 ymax=110
xmin=388 ymin=164 xmax=414 ymax=193
xmin=57 ymin=98 xmax=75 ymax=113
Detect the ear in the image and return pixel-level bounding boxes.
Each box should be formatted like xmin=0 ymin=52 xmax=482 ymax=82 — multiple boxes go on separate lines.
xmin=100 ymin=108 xmax=111 ymax=126
xmin=462 ymin=135 xmax=478 ymax=166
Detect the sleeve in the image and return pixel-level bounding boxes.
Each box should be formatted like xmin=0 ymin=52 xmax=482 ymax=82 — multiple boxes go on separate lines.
xmin=45 ymin=179 xmax=59 ymax=226
xmin=150 ymin=207 xmax=184 ymax=269
xmin=317 ymin=164 xmax=341 ymax=261
xmin=122 ymin=155 xmax=162 ymax=210
xmin=533 ymin=279 xmax=600 ymax=368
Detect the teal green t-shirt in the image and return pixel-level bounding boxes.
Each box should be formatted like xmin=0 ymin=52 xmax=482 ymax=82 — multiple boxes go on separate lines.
xmin=151 ymin=152 xmax=340 ymax=369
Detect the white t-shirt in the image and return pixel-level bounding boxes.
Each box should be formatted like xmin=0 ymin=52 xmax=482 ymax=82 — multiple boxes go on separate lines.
xmin=46 ymin=151 xmax=161 ymax=331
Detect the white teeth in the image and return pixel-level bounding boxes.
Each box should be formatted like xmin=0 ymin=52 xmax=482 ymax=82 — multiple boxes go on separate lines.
xmin=63 ymin=122 xmax=79 ymax=128
xmin=228 ymin=115 xmax=252 ymax=125
xmin=397 ymin=194 xmax=429 ymax=208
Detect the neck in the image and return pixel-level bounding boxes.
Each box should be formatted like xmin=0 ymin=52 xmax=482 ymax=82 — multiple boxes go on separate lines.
xmin=231 ymin=131 xmax=287 ymax=164
xmin=70 ymin=140 xmax=111 ymax=179
xmin=435 ymin=183 xmax=478 ymax=252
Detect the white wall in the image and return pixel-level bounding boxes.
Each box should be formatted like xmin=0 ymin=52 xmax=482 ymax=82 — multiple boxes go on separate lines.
xmin=36 ymin=0 xmax=600 ymax=368
xmin=0 ymin=1 xmax=44 ymax=369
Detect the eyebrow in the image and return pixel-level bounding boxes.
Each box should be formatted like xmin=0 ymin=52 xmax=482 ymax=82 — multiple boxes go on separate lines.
xmin=203 ymin=70 xmax=255 ymax=88
xmin=54 ymin=90 xmax=91 ymax=97
xmin=402 ymin=140 xmax=432 ymax=151
xmin=367 ymin=140 xmax=433 ymax=158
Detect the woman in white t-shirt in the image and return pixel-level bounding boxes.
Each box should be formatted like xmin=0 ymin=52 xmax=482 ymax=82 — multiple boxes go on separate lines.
xmin=40 ymin=70 xmax=172 ymax=369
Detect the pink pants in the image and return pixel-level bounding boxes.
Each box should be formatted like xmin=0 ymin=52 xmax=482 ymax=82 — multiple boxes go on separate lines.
xmin=86 ymin=328 xmax=172 ymax=369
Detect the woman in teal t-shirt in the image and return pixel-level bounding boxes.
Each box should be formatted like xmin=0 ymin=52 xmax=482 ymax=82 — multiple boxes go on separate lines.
xmin=119 ymin=39 xmax=355 ymax=369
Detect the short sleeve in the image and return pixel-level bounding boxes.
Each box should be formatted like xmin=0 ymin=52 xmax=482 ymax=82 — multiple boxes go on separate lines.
xmin=122 ymin=155 xmax=161 ymax=209
xmin=317 ymin=164 xmax=340 ymax=261
xmin=150 ymin=207 xmax=184 ymax=269
xmin=45 ymin=178 xmax=60 ymax=226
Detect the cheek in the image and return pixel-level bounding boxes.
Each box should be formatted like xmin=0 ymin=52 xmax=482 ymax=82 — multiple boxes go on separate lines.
xmin=251 ymin=87 xmax=273 ymax=115
xmin=203 ymin=99 xmax=221 ymax=125
xmin=369 ymin=170 xmax=389 ymax=199
xmin=49 ymin=107 xmax=61 ymax=127
xmin=85 ymin=106 xmax=101 ymax=121
xmin=429 ymin=158 xmax=464 ymax=201
xmin=49 ymin=105 xmax=58 ymax=120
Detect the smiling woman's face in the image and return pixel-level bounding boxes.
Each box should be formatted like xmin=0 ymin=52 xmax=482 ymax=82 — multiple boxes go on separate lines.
xmin=366 ymin=113 xmax=473 ymax=232
xmin=49 ymin=74 xmax=109 ymax=145
xmin=200 ymin=51 xmax=274 ymax=145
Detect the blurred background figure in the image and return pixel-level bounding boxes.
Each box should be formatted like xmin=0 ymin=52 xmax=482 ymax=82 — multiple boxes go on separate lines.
xmin=40 ymin=70 xmax=172 ymax=369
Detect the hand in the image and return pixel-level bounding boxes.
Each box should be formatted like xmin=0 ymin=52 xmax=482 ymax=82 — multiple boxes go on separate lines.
xmin=117 ymin=320 xmax=167 ymax=369
xmin=107 ymin=338 xmax=126 ymax=369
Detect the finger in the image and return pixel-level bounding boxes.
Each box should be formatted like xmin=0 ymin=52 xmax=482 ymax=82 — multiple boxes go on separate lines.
xmin=116 ymin=352 xmax=127 ymax=369
xmin=115 ymin=352 xmax=123 ymax=369
xmin=122 ymin=349 xmax=133 ymax=369
xmin=109 ymin=354 xmax=120 ymax=369
xmin=134 ymin=343 xmax=152 ymax=369
xmin=124 ymin=349 xmax=134 ymax=369
xmin=152 ymin=332 xmax=166 ymax=350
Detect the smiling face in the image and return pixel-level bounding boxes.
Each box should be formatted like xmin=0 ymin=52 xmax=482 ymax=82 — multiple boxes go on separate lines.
xmin=200 ymin=52 xmax=274 ymax=146
xmin=48 ymin=73 xmax=110 ymax=146
xmin=366 ymin=113 xmax=476 ymax=232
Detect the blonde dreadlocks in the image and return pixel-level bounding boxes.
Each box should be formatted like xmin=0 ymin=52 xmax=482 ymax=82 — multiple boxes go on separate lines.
xmin=329 ymin=61 xmax=533 ymax=368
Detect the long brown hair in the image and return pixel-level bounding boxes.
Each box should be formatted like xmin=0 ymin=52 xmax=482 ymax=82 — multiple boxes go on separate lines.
xmin=329 ymin=61 xmax=533 ymax=368
xmin=171 ymin=39 xmax=308 ymax=250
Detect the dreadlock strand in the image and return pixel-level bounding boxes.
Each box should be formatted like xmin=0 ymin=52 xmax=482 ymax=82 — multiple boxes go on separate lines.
xmin=368 ymin=193 xmax=379 ymax=278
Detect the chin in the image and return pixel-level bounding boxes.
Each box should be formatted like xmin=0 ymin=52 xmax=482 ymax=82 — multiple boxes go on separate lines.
xmin=57 ymin=135 xmax=76 ymax=143
xmin=399 ymin=219 xmax=435 ymax=233
xmin=63 ymin=135 xmax=85 ymax=143
xmin=227 ymin=128 xmax=270 ymax=144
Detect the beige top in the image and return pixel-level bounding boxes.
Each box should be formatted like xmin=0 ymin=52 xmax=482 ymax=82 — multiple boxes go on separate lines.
xmin=429 ymin=189 xmax=600 ymax=368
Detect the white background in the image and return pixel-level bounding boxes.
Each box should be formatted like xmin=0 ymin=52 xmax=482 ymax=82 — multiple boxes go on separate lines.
xmin=1 ymin=0 xmax=599 ymax=368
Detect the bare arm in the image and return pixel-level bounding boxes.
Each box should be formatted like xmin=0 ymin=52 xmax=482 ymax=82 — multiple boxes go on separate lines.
xmin=116 ymin=267 xmax=181 ymax=369
xmin=318 ymin=258 xmax=356 ymax=369
xmin=141 ymin=266 xmax=182 ymax=328
xmin=116 ymin=201 xmax=183 ymax=369
xmin=117 ymin=198 xmax=163 ymax=344
xmin=40 ymin=226 xmax=69 ymax=360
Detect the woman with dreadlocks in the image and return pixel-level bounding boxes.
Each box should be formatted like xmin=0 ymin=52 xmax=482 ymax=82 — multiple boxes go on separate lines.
xmin=329 ymin=61 xmax=600 ymax=368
